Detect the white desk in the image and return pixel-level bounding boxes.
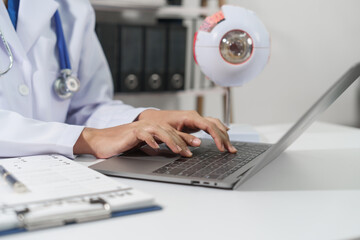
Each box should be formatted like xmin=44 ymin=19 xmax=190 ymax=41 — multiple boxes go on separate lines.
xmin=4 ymin=122 xmax=360 ymax=240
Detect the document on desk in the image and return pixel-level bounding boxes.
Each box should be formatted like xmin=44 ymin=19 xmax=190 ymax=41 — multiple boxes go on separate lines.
xmin=0 ymin=155 xmax=160 ymax=235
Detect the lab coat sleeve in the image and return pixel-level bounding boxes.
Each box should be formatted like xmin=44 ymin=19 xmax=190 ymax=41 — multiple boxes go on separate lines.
xmin=65 ymin=2 xmax=152 ymax=129
xmin=0 ymin=110 xmax=84 ymax=159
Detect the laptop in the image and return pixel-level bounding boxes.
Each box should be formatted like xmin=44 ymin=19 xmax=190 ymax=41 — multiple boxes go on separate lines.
xmin=91 ymin=63 xmax=360 ymax=189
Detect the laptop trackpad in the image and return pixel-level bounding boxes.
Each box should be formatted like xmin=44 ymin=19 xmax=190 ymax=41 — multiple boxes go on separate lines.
xmin=92 ymin=145 xmax=180 ymax=174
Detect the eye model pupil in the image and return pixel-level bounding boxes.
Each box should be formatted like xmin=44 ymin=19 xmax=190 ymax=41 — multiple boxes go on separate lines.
xmin=229 ymin=41 xmax=243 ymax=56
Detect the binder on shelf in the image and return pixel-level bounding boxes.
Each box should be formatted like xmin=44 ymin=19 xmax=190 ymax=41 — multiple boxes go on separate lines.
xmin=166 ymin=0 xmax=182 ymax=5
xmin=0 ymin=155 xmax=161 ymax=236
xmin=167 ymin=24 xmax=186 ymax=91
xmin=96 ymin=22 xmax=120 ymax=92
xmin=119 ymin=26 xmax=144 ymax=92
xmin=182 ymin=18 xmax=195 ymax=91
xmin=144 ymin=26 xmax=167 ymax=92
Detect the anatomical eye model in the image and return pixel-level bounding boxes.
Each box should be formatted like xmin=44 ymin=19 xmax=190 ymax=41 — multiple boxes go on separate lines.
xmin=193 ymin=5 xmax=270 ymax=124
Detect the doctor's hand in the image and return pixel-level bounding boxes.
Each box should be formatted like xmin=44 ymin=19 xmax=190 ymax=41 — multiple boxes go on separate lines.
xmin=138 ymin=109 xmax=237 ymax=153
xmin=73 ymin=110 xmax=236 ymax=159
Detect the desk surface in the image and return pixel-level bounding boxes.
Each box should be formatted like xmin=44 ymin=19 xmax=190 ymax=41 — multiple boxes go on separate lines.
xmin=4 ymin=122 xmax=360 ymax=240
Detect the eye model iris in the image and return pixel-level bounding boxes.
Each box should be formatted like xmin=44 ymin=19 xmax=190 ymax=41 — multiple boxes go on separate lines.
xmin=220 ymin=30 xmax=253 ymax=64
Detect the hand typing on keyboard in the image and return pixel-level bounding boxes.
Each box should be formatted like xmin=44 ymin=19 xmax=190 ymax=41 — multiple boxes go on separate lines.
xmin=137 ymin=110 xmax=237 ymax=154
xmin=74 ymin=110 xmax=237 ymax=159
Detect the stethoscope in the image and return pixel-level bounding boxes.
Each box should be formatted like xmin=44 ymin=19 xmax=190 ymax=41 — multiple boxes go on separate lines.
xmin=0 ymin=10 xmax=80 ymax=100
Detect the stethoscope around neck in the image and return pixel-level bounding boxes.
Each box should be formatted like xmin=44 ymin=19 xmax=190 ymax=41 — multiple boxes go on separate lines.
xmin=0 ymin=10 xmax=80 ymax=100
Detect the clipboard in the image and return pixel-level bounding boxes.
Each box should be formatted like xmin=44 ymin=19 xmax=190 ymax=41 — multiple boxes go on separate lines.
xmin=0 ymin=155 xmax=161 ymax=236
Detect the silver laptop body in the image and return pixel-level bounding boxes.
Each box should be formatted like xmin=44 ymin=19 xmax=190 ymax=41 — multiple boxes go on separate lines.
xmin=90 ymin=63 xmax=360 ymax=189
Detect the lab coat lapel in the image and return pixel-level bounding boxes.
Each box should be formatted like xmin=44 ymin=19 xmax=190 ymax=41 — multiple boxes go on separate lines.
xmin=0 ymin=1 xmax=26 ymax=62
xmin=16 ymin=0 xmax=59 ymax=54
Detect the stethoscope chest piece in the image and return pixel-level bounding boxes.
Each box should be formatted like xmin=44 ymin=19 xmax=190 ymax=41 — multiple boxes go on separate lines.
xmin=54 ymin=69 xmax=80 ymax=99
xmin=53 ymin=10 xmax=81 ymax=100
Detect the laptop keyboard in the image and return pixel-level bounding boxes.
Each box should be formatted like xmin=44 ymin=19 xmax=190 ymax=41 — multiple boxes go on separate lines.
xmin=153 ymin=142 xmax=270 ymax=180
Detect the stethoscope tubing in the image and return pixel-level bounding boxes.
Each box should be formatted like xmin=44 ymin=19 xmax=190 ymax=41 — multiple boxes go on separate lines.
xmin=0 ymin=28 xmax=13 ymax=76
xmin=0 ymin=10 xmax=71 ymax=74
xmin=0 ymin=9 xmax=79 ymax=99
xmin=54 ymin=10 xmax=71 ymax=70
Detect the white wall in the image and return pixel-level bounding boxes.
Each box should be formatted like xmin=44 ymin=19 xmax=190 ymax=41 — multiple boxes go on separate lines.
xmin=224 ymin=0 xmax=360 ymax=127
xmin=120 ymin=0 xmax=360 ymax=127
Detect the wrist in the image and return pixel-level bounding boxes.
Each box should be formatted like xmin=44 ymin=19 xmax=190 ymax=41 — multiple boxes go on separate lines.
xmin=73 ymin=127 xmax=97 ymax=155
xmin=137 ymin=109 xmax=159 ymax=121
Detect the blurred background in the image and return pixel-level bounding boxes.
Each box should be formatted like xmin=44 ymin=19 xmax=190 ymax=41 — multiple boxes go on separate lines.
xmin=91 ymin=0 xmax=360 ymax=127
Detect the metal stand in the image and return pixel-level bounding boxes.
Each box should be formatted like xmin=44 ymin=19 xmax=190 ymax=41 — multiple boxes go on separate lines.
xmin=224 ymin=87 xmax=231 ymax=127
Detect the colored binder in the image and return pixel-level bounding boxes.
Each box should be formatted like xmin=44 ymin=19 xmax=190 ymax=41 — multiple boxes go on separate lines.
xmin=96 ymin=22 xmax=120 ymax=92
xmin=166 ymin=24 xmax=186 ymax=91
xmin=144 ymin=26 xmax=167 ymax=92
xmin=119 ymin=26 xmax=144 ymax=92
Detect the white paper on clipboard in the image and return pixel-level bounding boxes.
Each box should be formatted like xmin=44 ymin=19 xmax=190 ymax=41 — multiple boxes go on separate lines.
xmin=0 ymin=155 xmax=132 ymax=205
xmin=0 ymin=155 xmax=157 ymax=232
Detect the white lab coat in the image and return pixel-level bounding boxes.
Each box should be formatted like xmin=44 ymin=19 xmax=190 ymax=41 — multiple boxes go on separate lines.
xmin=0 ymin=0 xmax=148 ymax=158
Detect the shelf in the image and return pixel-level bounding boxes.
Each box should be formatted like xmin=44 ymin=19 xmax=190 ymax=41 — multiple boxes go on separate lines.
xmin=156 ymin=6 xmax=210 ymax=19
xmin=114 ymin=86 xmax=226 ymax=98
xmin=91 ymin=1 xmax=210 ymax=19
xmin=90 ymin=0 xmax=165 ymax=12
